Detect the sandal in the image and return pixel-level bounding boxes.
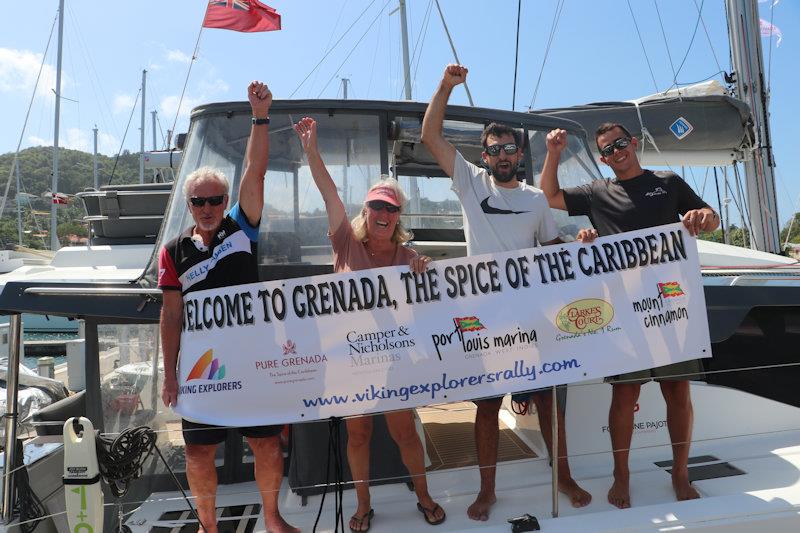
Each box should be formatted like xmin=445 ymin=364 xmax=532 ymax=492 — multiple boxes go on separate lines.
xmin=349 ymin=508 xmax=374 ymax=532
xmin=417 ymin=502 xmax=446 ymax=526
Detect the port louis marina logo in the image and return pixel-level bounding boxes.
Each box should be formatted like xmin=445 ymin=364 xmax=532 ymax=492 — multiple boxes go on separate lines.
xmin=179 ymin=349 xmax=242 ymax=395
xmin=254 ymin=339 xmax=327 ymax=384
xmin=431 ymin=316 xmax=538 ymax=360
xmin=555 ymin=299 xmax=619 ymax=341
xmin=631 ymin=281 xmax=690 ymax=329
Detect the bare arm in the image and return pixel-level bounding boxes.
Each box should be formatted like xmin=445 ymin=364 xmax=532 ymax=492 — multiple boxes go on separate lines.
xmin=160 ymin=290 xmax=183 ymax=408
xmin=540 ymin=128 xmax=568 ymax=210
xmin=294 ymin=117 xmax=347 ymax=233
xmin=238 ymin=81 xmax=272 ymax=226
xmin=421 ymin=64 xmax=468 ymax=177
xmin=683 ymin=207 xmax=720 ymax=236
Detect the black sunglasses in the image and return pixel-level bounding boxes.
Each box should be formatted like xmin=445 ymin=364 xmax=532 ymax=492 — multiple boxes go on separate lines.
xmin=189 ymin=195 xmax=225 ymax=207
xmin=484 ymin=143 xmax=519 ymax=156
xmin=366 ymin=200 xmax=401 ymax=213
xmin=599 ymin=137 xmax=632 ymax=157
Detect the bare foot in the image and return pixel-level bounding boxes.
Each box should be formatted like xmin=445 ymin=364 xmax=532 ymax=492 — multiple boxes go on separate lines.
xmin=467 ymin=490 xmax=497 ymax=521
xmin=607 ymin=474 xmax=631 ymax=509
xmin=559 ymin=476 xmax=592 ymax=508
xmin=264 ymin=512 xmax=300 ymax=533
xmin=673 ymin=472 xmax=701 ymax=501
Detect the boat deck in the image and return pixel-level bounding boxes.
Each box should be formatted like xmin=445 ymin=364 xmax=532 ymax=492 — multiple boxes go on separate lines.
xmin=126 ymin=414 xmax=800 ymax=532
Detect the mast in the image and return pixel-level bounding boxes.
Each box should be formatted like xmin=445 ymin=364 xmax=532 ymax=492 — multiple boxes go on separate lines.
xmin=50 ymin=0 xmax=65 ymax=251
xmin=15 ymin=159 xmax=23 ymax=246
xmin=140 ymin=69 xmax=147 ymax=184
xmin=398 ymin=0 xmax=412 ymax=100
xmin=93 ymin=125 xmax=98 ymax=189
xmin=151 ymin=110 xmax=158 ymax=150
xmin=726 ymin=0 xmax=780 ymax=253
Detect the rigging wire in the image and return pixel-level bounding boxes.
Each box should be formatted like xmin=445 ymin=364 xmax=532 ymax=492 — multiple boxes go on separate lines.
xmin=692 ymin=0 xmax=723 ymax=74
xmin=626 ymin=0 xmax=660 ymax=93
xmin=0 ymin=12 xmax=58 ymax=222
xmin=307 ymin=0 xmax=350 ymax=98
xmin=528 ymin=0 xmax=566 ymax=110
xmin=653 ymin=0 xmax=679 ymax=89
xmin=512 ymin=0 xmax=522 ymax=111
xmin=713 ymin=167 xmax=728 ymax=242
xmin=365 ymin=10 xmax=383 ymax=97
xmin=169 ymin=26 xmax=204 ymax=148
xmin=108 ymin=88 xmax=142 ymax=185
xmin=766 ymin=0 xmax=776 ymax=95
xmin=317 ymin=0 xmax=391 ymax=98
xmin=433 ymin=0 xmax=474 ymax=106
xmin=410 ymin=2 xmax=434 ymax=94
xmin=290 ymin=0 xmax=381 ymax=98
xmin=670 ymin=0 xmax=706 ymax=89
xmin=404 ymin=0 xmax=434 ymax=100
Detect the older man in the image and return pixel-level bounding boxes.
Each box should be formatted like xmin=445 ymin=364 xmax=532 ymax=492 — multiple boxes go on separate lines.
xmin=158 ymin=82 xmax=297 ymax=533
xmin=540 ymin=123 xmax=719 ymax=509
xmin=421 ymin=64 xmax=592 ymax=521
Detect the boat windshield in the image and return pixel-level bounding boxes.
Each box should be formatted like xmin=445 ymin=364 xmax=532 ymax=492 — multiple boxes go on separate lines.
xmin=158 ymin=103 xmax=599 ymax=281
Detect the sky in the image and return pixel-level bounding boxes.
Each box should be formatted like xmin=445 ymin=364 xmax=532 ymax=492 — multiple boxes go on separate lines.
xmin=1 ymin=0 xmax=797 ymax=224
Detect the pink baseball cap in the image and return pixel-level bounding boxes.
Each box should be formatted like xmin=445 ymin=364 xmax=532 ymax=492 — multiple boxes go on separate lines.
xmin=366 ymin=185 xmax=401 ymax=206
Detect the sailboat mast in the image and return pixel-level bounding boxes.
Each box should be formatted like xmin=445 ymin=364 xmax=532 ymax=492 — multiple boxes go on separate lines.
xmin=15 ymin=159 xmax=23 ymax=246
xmin=726 ymin=0 xmax=780 ymax=253
xmin=50 ymin=0 xmax=65 ymax=251
xmin=140 ymin=69 xmax=147 ymax=184
xmin=398 ymin=0 xmax=412 ymax=100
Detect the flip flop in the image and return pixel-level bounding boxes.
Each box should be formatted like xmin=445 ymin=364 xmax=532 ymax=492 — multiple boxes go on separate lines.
xmin=417 ymin=502 xmax=446 ymax=526
xmin=349 ymin=508 xmax=374 ymax=532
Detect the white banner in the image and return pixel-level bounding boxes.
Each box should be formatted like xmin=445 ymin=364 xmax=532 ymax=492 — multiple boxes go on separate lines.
xmin=174 ymin=222 xmax=711 ymax=426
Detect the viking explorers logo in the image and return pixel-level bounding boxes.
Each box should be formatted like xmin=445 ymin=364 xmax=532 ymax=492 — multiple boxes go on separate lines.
xmin=556 ymin=299 xmax=614 ymax=334
xmin=187 ymin=349 xmax=226 ymax=380
xmin=180 ymin=349 xmax=242 ymax=395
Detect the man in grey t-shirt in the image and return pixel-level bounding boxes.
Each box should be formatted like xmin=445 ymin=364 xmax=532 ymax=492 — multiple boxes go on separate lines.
xmin=540 ymin=123 xmax=719 ymax=510
xmin=421 ymin=64 xmax=592 ymax=521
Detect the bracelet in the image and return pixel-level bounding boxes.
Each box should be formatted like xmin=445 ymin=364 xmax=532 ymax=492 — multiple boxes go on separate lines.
xmin=252 ymin=117 xmax=270 ymax=125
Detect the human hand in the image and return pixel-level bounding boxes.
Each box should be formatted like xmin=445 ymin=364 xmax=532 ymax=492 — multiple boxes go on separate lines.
xmin=293 ymin=117 xmax=318 ymax=154
xmin=248 ymin=80 xmax=272 ymax=118
xmin=409 ymin=255 xmax=433 ymax=274
xmin=576 ymin=227 xmax=598 ymax=243
xmin=546 ymin=128 xmax=568 ymax=155
xmin=161 ymin=376 xmax=178 ymax=408
xmin=442 ymin=64 xmax=468 ymax=88
xmin=682 ymin=209 xmax=716 ymax=236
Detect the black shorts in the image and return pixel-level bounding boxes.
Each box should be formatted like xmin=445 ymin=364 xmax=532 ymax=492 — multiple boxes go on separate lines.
xmin=181 ymin=419 xmax=283 ymax=446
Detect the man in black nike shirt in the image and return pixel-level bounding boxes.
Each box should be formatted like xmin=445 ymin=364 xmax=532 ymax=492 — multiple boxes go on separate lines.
xmin=540 ymin=123 xmax=719 ymax=509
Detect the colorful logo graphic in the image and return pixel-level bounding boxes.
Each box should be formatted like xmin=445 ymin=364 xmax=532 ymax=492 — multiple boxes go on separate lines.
xmin=658 ymin=281 xmax=685 ymax=298
xmin=187 ymin=349 xmax=226 ymax=380
xmin=556 ymin=299 xmax=615 ymax=334
xmin=454 ymin=316 xmax=485 ymax=332
xmin=282 ymin=340 xmax=297 ymax=355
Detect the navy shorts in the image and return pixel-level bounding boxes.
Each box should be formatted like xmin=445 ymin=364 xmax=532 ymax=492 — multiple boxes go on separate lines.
xmin=181 ymin=419 xmax=283 ymax=446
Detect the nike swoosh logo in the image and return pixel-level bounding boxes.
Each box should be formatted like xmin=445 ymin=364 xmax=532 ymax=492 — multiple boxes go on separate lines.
xmin=480 ymin=196 xmax=529 ymax=215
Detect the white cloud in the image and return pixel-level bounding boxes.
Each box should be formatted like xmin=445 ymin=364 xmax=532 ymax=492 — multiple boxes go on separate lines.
xmin=27 ymin=128 xmax=120 ymax=156
xmin=165 ymin=49 xmax=192 ymax=64
xmin=113 ymin=93 xmax=136 ymax=114
xmin=0 ymin=47 xmax=58 ymax=100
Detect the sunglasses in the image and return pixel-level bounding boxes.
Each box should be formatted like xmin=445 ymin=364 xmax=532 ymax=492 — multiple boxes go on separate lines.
xmin=599 ymin=137 xmax=632 ymax=157
xmin=484 ymin=143 xmax=519 ymax=156
xmin=366 ymin=200 xmax=401 ymax=213
xmin=189 ymin=195 xmax=225 ymax=207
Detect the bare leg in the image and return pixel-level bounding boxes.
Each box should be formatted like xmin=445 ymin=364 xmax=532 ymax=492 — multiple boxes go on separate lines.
xmin=248 ymin=436 xmax=299 ymax=533
xmin=346 ymin=416 xmax=374 ymax=531
xmin=384 ymin=410 xmax=445 ymax=523
xmin=660 ymin=380 xmax=700 ymax=501
xmin=185 ymin=443 xmax=219 ymax=533
xmin=467 ymin=398 xmax=501 ymax=521
xmin=607 ymin=383 xmax=641 ymax=509
xmin=530 ymin=392 xmax=591 ymax=508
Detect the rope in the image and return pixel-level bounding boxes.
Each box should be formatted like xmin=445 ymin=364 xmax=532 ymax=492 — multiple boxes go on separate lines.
xmin=290 ymin=0 xmax=381 ymax=98
xmin=512 ymin=0 xmax=522 ymax=110
xmin=528 ymin=0 xmax=566 ymax=110
xmin=313 ymin=417 xmax=345 ymax=532
xmin=626 ymin=0 xmax=659 ymax=94
xmin=714 ymin=167 xmax=728 ymax=242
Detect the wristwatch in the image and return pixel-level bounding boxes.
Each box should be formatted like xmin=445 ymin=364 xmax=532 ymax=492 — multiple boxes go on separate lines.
xmin=252 ymin=117 xmax=270 ymax=125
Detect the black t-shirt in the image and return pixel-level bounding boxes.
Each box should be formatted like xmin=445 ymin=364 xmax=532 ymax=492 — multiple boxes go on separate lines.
xmin=562 ymin=170 xmax=709 ymax=237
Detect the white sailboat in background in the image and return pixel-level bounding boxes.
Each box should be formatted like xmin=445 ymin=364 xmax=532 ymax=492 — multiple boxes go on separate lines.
xmin=0 ymin=1 xmax=798 ymax=532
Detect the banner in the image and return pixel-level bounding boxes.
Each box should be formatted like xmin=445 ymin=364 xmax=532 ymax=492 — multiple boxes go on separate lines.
xmin=174 ymin=222 xmax=711 ymax=426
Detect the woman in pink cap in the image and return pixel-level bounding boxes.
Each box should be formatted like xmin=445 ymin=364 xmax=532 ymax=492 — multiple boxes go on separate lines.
xmin=294 ymin=117 xmax=445 ymax=531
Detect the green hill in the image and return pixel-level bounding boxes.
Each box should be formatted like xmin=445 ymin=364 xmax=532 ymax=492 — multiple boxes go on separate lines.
xmin=0 ymin=146 xmax=143 ymax=249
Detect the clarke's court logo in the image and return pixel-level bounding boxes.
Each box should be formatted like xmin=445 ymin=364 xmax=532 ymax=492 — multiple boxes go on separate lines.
xmin=556 ymin=299 xmax=614 ymax=334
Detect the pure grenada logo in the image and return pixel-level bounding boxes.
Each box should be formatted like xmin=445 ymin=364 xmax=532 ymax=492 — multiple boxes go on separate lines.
xmin=556 ymin=299 xmax=614 ymax=334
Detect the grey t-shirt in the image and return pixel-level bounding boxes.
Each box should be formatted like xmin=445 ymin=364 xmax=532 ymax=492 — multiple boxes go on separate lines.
xmin=452 ymin=151 xmax=560 ymax=255
xmin=562 ymin=170 xmax=709 ymax=237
